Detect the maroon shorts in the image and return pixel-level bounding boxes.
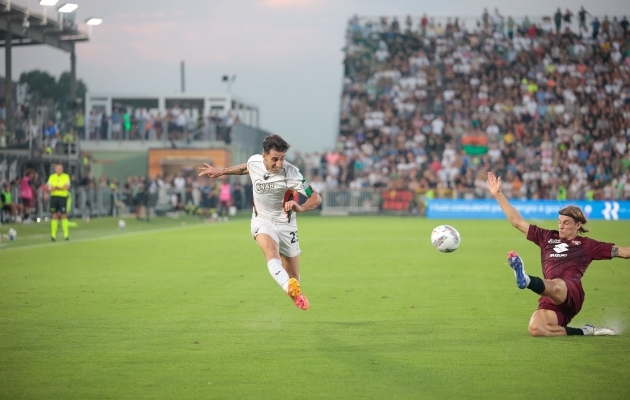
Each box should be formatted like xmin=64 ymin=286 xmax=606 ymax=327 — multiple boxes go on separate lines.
xmin=21 ymin=197 xmax=35 ymax=208
xmin=537 ymin=279 xmax=584 ymax=326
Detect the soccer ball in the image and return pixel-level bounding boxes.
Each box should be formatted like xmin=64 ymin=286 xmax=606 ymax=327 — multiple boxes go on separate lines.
xmin=8 ymin=228 xmax=17 ymax=241
xmin=118 ymin=219 xmax=126 ymax=230
xmin=431 ymin=225 xmax=460 ymax=253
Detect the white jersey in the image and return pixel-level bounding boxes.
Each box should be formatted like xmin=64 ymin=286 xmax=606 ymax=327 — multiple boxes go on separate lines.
xmin=247 ymin=154 xmax=313 ymax=223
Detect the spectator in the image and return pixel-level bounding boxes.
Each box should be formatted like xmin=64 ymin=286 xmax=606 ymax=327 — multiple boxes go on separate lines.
xmin=173 ymin=172 xmax=186 ymax=205
xmin=100 ymin=112 xmax=110 ymax=140
xmin=74 ymin=109 xmax=85 ymax=139
xmin=1 ymin=182 xmax=23 ymax=222
xmin=233 ymin=182 xmax=244 ymax=210
xmin=218 ymin=178 xmax=232 ymax=221
xmin=198 ymin=178 xmax=215 ymax=219
xmin=578 ymin=7 xmax=589 ymax=34
xmin=602 ymin=16 xmax=611 ymax=38
xmin=89 ymin=111 xmax=100 ymax=139
xmin=20 ymin=169 xmax=37 ymax=222
xmin=507 ymin=16 xmax=515 ymax=39
xmin=563 ymin=9 xmax=574 ymax=28
xmin=111 ymin=108 xmax=122 ymax=139
xmin=43 ymin=119 xmax=59 ymax=152
xmin=132 ymin=178 xmax=149 ymax=221
xmin=184 ymin=176 xmax=195 ymax=206
xmin=591 ymin=17 xmax=600 ymax=39
xmin=554 ymin=8 xmax=563 ymax=34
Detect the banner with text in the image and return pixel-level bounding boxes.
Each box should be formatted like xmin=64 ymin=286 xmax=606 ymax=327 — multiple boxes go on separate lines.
xmin=426 ymin=200 xmax=630 ymax=220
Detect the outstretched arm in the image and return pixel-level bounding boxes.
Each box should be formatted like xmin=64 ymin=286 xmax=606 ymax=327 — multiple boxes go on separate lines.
xmin=487 ymin=172 xmax=530 ymax=235
xmin=612 ymin=246 xmax=630 ymax=259
xmin=198 ymin=163 xmax=248 ymax=178
xmin=284 ymin=189 xmax=322 ymax=213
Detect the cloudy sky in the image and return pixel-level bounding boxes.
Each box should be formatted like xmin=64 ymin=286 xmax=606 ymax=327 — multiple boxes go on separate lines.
xmin=1 ymin=0 xmax=628 ymax=152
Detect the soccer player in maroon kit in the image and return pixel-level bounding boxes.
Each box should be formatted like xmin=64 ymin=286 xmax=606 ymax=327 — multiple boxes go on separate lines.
xmin=487 ymin=172 xmax=630 ymax=337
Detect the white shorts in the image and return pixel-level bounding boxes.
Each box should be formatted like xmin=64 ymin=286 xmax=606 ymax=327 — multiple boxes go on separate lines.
xmin=250 ymin=216 xmax=301 ymax=257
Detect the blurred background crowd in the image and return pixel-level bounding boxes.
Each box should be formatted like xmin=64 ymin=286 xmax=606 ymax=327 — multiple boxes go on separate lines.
xmin=327 ymin=8 xmax=630 ymax=201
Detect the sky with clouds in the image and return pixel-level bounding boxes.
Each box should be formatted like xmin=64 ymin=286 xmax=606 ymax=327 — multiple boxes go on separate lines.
xmin=1 ymin=0 xmax=628 ymax=152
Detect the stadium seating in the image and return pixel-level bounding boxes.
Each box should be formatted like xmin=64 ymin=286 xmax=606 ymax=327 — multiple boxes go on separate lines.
xmin=327 ymin=13 xmax=630 ymax=200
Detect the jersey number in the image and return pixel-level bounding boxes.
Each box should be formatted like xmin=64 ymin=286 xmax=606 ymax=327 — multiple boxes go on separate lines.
xmin=289 ymin=231 xmax=299 ymax=244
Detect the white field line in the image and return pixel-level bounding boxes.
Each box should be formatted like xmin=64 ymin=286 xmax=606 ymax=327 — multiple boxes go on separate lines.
xmin=0 ymin=222 xmax=230 ymax=252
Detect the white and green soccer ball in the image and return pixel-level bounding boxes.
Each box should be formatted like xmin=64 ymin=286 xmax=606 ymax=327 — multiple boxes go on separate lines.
xmin=431 ymin=225 xmax=461 ymax=253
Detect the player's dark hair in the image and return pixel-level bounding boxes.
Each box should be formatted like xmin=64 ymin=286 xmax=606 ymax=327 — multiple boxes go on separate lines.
xmin=262 ymin=134 xmax=290 ymax=154
xmin=559 ymin=205 xmax=589 ymax=234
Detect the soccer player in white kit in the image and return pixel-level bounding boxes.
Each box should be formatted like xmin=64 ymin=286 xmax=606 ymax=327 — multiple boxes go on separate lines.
xmin=198 ymin=134 xmax=322 ymax=310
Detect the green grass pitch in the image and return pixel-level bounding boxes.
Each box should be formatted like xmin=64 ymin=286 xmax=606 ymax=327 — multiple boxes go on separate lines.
xmin=1 ymin=215 xmax=630 ymax=399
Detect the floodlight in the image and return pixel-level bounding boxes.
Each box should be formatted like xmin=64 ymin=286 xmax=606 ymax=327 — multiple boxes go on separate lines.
xmin=40 ymin=0 xmax=59 ymax=25
xmin=58 ymin=3 xmax=78 ymax=13
xmin=85 ymin=18 xmax=103 ymax=26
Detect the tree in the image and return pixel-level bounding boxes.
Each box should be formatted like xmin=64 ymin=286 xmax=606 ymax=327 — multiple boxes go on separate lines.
xmin=18 ymin=69 xmax=88 ymax=117
xmin=18 ymin=70 xmax=57 ymax=105
xmin=56 ymin=72 xmax=87 ymax=111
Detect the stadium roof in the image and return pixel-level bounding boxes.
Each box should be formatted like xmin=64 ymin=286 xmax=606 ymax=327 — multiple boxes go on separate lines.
xmin=0 ymin=0 xmax=88 ymax=53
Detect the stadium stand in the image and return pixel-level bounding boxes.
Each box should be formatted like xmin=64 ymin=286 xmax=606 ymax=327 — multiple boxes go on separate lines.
xmin=322 ymin=11 xmax=630 ymax=201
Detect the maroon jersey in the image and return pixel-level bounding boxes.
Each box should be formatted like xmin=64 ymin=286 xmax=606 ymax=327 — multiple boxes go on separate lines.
xmin=527 ymin=225 xmax=614 ymax=281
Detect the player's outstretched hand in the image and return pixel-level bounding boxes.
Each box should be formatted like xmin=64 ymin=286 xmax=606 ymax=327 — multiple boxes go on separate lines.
xmin=198 ymin=163 xmax=222 ymax=178
xmin=284 ymin=200 xmax=303 ymax=213
xmin=487 ymin=172 xmax=502 ymax=197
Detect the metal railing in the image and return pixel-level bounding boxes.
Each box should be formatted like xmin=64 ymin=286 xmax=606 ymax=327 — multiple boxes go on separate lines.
xmin=82 ymin=118 xmax=228 ymax=143
xmin=319 ymin=186 xmax=630 ymax=216
xmin=321 ymin=189 xmax=382 ymax=214
xmin=352 ymin=13 xmax=614 ymax=37
xmin=1 ymin=185 xmax=252 ymax=220
xmin=0 ymin=187 xmax=170 ymax=220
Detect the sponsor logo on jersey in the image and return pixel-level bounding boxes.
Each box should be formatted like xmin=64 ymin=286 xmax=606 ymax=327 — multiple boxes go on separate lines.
xmin=254 ymin=179 xmax=275 ymax=194
xmin=553 ymin=243 xmax=569 ymax=253
xmin=548 ymin=239 xmax=561 ymax=244
xmin=549 ymin=243 xmax=569 ymax=257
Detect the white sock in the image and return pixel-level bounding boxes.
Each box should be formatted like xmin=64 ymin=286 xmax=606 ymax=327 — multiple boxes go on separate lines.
xmin=267 ymin=258 xmax=290 ymax=292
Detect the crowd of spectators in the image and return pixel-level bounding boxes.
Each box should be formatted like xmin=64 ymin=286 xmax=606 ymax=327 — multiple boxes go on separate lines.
xmin=76 ymin=172 xmax=253 ymax=221
xmin=85 ymin=107 xmax=238 ymax=143
xmin=0 ymin=103 xmax=239 ymax=154
xmin=304 ymin=9 xmax=630 ymax=201
xmin=0 ymin=170 xmax=254 ymax=224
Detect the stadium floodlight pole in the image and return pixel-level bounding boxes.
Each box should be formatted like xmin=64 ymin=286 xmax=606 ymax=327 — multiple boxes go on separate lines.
xmin=222 ymin=74 xmax=236 ymax=94
xmin=39 ymin=0 xmax=58 ymax=25
xmin=85 ymin=17 xmax=103 ymax=38
xmin=57 ymin=3 xmax=78 ymax=31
